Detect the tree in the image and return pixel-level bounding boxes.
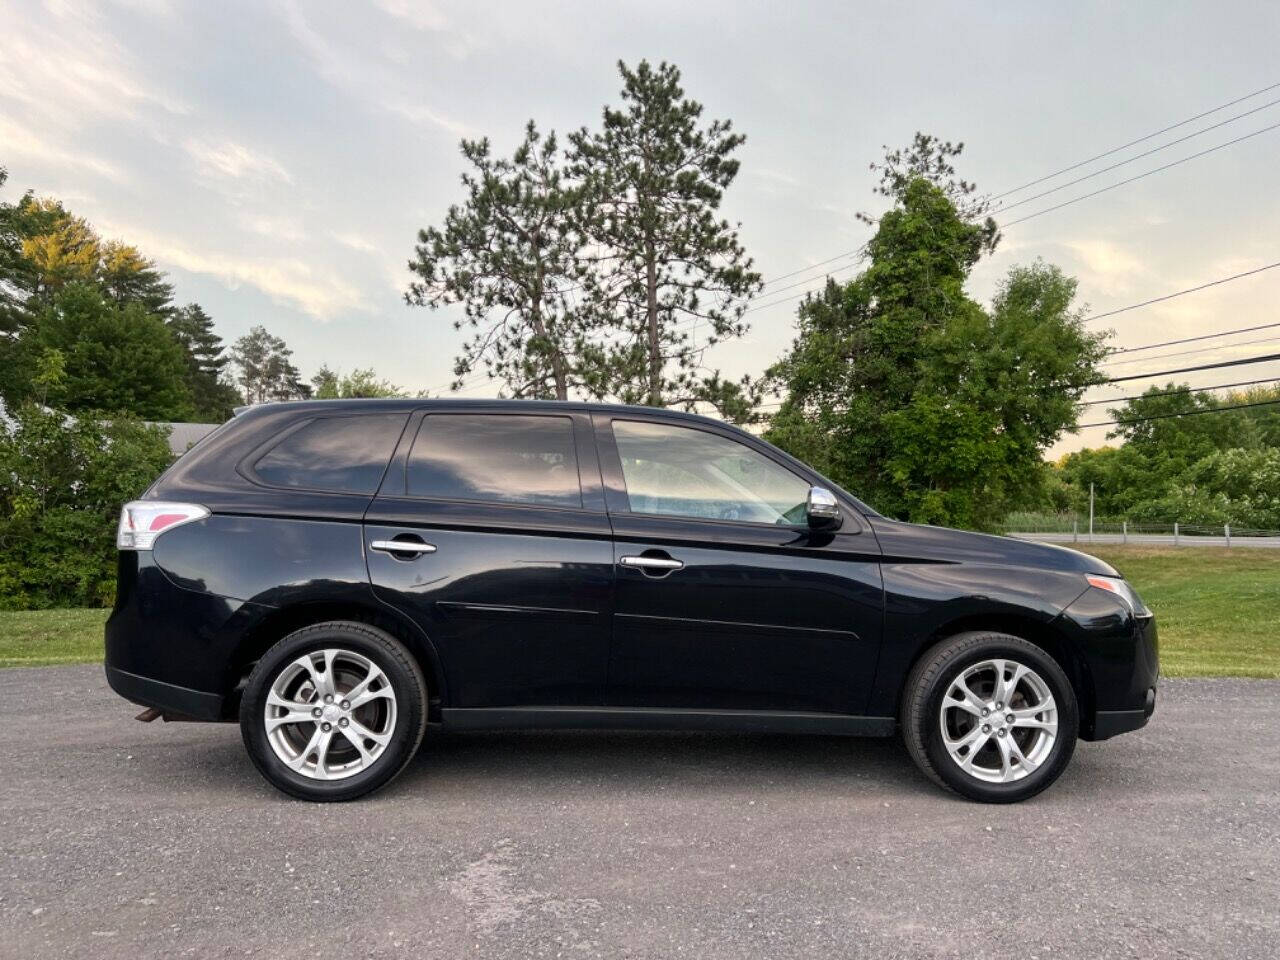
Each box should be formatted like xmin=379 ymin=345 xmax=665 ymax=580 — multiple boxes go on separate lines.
xmin=311 ymin=365 xmax=403 ymax=398
xmin=766 ymin=142 xmax=1106 ymax=529
xmin=230 ymin=325 xmax=311 ymax=404
xmin=167 ymin=303 xmax=240 ymax=420
xmin=407 ymin=122 xmax=590 ymax=400
xmin=568 ymin=60 xmax=763 ymax=415
xmin=18 ymin=199 xmax=101 ymax=302
xmin=99 ymin=241 xmax=174 ymax=317
xmin=1106 ymin=383 xmax=1260 ymax=476
xmin=863 ymin=132 xmax=998 ymax=244
xmin=19 ymin=282 xmax=193 ymax=419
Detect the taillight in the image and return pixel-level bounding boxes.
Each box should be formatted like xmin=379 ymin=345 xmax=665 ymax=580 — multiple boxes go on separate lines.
xmin=116 ymin=501 xmax=210 ymax=550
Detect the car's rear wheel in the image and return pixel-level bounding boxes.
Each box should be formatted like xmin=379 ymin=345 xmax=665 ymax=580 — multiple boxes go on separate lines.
xmin=240 ymin=621 xmax=428 ymax=801
xmin=901 ymin=631 xmax=1078 ymax=803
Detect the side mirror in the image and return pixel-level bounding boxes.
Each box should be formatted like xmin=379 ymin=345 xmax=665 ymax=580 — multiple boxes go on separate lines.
xmin=806 ymin=486 xmax=842 ymax=529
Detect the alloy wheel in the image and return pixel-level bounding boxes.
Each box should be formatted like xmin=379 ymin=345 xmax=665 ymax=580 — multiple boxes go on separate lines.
xmin=939 ymin=658 xmax=1058 ymax=784
xmin=263 ymin=647 xmax=398 ymax=781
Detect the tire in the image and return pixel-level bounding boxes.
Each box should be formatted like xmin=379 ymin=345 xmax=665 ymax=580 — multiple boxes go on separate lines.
xmin=240 ymin=621 xmax=428 ymax=802
xmin=900 ymin=631 xmax=1079 ymax=803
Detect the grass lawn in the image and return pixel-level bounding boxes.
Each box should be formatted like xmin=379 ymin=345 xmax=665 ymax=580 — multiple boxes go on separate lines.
xmin=0 ymin=546 xmax=1275 ymax=677
xmin=1078 ymin=546 xmax=1280 ymax=679
xmin=0 ymin=608 xmax=108 ymax=668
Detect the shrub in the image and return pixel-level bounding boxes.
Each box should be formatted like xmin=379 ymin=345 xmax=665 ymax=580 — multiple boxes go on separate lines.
xmin=0 ymin=403 xmax=172 ymax=608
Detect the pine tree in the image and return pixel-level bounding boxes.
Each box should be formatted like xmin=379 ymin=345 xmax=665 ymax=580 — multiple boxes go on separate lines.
xmin=407 ymin=121 xmax=590 ymax=400
xmin=99 ymin=241 xmax=175 ymax=318
xmin=229 ymin=325 xmax=312 ymax=404
xmin=568 ymin=60 xmax=762 ymax=417
xmin=168 ymin=304 xmax=240 ymax=420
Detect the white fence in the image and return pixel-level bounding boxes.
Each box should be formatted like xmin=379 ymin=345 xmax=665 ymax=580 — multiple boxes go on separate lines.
xmin=1007 ymin=521 xmax=1280 ymax=549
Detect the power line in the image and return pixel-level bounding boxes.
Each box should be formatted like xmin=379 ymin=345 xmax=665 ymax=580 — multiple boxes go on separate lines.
xmin=755 ymin=361 xmax=1280 ymax=411
xmin=751 ymin=259 xmax=863 ymax=300
xmin=1110 ymin=321 xmax=1280 ymax=355
xmin=1002 ymin=119 xmax=1280 ymax=229
xmin=1084 ymin=261 xmax=1280 ymax=323
xmin=755 ymin=84 xmax=1280 ymax=291
xmin=992 ymin=96 xmax=1280 ymax=215
xmin=1105 ymin=350 xmax=1280 ymax=383
xmin=1103 ymin=334 xmax=1280 ymax=367
xmin=989 ymin=80 xmax=1280 ymax=201
xmin=1080 ymin=376 xmax=1280 ymax=406
xmin=1080 ymin=397 xmax=1280 ymax=429
xmin=759 ymin=250 xmax=861 ymax=288
xmin=742 ymin=262 xmax=863 ymax=315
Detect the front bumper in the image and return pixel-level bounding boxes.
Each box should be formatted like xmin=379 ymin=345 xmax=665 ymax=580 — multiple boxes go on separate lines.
xmin=1059 ymin=587 xmax=1159 ymax=741
xmin=1091 ymin=685 xmax=1158 ymax=740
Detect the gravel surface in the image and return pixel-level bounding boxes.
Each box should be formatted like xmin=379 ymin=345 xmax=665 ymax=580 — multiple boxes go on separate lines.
xmin=1 ymin=666 xmax=1277 ymax=959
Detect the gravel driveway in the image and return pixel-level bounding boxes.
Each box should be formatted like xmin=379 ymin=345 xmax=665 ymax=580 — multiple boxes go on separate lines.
xmin=1 ymin=666 xmax=1276 ymax=959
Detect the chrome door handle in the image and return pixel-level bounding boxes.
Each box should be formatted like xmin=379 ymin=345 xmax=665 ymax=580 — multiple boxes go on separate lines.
xmin=619 ymin=555 xmax=683 ymax=571
xmin=370 ymin=540 xmax=437 ymax=555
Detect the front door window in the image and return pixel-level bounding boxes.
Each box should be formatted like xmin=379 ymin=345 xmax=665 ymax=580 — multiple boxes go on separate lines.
xmin=611 ymin=420 xmax=810 ymax=525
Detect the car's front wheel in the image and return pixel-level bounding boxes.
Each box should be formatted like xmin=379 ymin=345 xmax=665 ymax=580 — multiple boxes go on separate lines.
xmin=240 ymin=621 xmax=428 ymax=801
xmin=901 ymin=631 xmax=1079 ymax=802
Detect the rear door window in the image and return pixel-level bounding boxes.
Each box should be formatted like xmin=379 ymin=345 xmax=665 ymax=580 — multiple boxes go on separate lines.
xmin=405 ymin=414 xmax=582 ymax=508
xmin=253 ymin=414 xmax=407 ymax=493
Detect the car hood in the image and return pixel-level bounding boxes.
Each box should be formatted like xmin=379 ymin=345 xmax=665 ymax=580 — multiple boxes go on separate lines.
xmin=867 ymin=517 xmax=1120 ymax=577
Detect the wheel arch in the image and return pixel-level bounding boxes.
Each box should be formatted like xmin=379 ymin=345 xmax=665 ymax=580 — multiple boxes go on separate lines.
xmin=224 ymin=599 xmax=447 ymax=720
xmin=900 ymin=612 xmax=1095 ymax=729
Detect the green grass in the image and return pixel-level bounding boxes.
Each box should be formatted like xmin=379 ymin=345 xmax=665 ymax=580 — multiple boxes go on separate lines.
xmin=0 ymin=547 xmax=1276 ymax=677
xmin=1078 ymin=546 xmax=1280 ymax=679
xmin=0 ymin=608 xmax=108 ymax=667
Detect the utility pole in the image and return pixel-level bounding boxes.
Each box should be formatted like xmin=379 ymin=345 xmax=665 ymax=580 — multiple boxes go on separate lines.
xmin=1089 ymin=483 xmax=1095 ymax=542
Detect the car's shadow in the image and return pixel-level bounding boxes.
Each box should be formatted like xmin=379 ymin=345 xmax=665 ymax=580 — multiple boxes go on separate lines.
xmin=389 ymin=729 xmax=922 ymax=795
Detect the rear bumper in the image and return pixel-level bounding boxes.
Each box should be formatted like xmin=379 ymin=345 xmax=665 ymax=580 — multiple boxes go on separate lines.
xmin=104 ymin=551 xmax=250 ymax=721
xmin=105 ymin=664 xmax=225 ymax=720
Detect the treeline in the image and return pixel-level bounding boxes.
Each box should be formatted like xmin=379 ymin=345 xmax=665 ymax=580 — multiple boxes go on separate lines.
xmin=1041 ymin=384 xmax=1280 ymax=529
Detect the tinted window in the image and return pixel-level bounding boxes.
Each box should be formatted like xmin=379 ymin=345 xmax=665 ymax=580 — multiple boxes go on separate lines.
xmin=406 ymin=414 xmax=582 ymax=508
xmin=612 ymin=420 xmax=810 ymax=525
xmin=254 ymin=414 xmax=407 ymax=493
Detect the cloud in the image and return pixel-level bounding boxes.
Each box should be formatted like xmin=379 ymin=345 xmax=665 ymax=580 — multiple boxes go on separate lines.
xmin=386 ymin=101 xmax=474 ymax=139
xmin=329 ymin=231 xmax=380 ymax=253
xmin=372 ymin=0 xmax=447 ymax=31
xmin=241 ymin=214 xmax=307 ymax=242
xmin=97 ymin=219 xmax=369 ymax=321
xmin=0 ymin=4 xmax=188 ymax=124
xmin=184 ymin=139 xmax=293 ymax=184
xmin=274 ymin=0 xmax=472 ymax=138
xmin=0 ymin=115 xmax=125 ymax=182
xmin=1064 ymin=239 xmax=1147 ymax=297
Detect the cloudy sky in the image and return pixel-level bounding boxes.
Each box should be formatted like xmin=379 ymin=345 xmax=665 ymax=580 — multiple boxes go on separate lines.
xmin=3 ymin=0 xmax=1278 ymax=452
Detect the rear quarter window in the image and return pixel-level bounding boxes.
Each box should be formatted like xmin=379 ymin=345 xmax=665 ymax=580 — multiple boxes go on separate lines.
xmin=404 ymin=413 xmax=582 ymax=508
xmin=252 ymin=414 xmax=407 ymax=494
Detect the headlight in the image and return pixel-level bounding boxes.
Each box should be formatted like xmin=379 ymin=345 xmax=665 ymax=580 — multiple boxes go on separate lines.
xmin=1085 ymin=574 xmax=1150 ymax=617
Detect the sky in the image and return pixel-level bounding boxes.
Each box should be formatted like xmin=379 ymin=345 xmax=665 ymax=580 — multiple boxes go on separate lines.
xmin=3 ymin=0 xmax=1279 ymax=455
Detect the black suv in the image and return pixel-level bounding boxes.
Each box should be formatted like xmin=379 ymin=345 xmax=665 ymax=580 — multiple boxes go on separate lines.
xmin=106 ymin=399 xmax=1157 ymax=802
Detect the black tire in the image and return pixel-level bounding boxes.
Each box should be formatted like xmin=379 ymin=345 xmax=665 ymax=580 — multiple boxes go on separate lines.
xmin=240 ymin=621 xmax=428 ymax=802
xmin=900 ymin=631 xmax=1079 ymax=803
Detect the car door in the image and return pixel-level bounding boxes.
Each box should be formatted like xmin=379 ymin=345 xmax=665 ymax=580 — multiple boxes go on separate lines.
xmin=595 ymin=414 xmax=884 ymax=716
xmin=365 ymin=408 xmax=614 ymax=708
